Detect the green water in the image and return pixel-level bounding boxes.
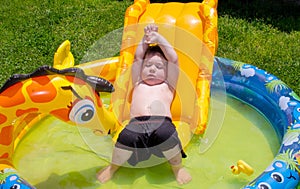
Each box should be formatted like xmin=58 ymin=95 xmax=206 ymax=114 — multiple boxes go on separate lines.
xmin=13 ymin=96 xmax=280 ymax=189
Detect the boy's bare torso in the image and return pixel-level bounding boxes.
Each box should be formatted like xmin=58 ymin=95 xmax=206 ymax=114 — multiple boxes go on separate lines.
xmin=130 ymin=82 xmax=174 ymax=118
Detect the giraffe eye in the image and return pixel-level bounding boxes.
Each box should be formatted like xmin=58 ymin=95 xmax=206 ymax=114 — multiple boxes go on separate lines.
xmin=69 ymin=99 xmax=95 ymax=124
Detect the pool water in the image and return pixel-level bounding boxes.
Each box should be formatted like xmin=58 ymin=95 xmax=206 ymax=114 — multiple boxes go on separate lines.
xmin=13 ymin=96 xmax=280 ymax=189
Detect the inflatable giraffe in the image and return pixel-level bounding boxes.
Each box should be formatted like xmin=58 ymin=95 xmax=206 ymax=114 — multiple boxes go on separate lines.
xmin=0 ymin=41 xmax=117 ymax=188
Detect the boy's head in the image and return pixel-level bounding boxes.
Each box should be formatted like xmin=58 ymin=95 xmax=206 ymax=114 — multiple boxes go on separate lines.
xmin=141 ymin=46 xmax=168 ymax=85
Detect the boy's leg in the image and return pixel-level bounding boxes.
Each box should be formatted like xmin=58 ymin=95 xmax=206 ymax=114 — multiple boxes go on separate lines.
xmin=97 ymin=122 xmax=141 ymax=183
xmin=162 ymin=145 xmax=192 ymax=185
xmin=97 ymin=147 xmax=133 ymax=183
xmin=151 ymin=118 xmax=191 ymax=184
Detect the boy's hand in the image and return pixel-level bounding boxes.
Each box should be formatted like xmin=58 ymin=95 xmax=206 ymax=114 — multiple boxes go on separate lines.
xmin=144 ymin=24 xmax=158 ymax=33
xmin=144 ymin=24 xmax=159 ymax=45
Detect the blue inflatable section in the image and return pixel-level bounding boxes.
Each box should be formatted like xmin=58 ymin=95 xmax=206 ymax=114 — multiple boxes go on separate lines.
xmin=213 ymin=57 xmax=300 ymax=189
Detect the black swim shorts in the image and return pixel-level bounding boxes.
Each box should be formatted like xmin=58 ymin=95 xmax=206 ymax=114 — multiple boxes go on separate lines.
xmin=115 ymin=116 xmax=186 ymax=166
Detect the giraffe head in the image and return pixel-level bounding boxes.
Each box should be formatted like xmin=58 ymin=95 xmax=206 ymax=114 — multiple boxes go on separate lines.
xmin=0 ymin=66 xmax=116 ymax=137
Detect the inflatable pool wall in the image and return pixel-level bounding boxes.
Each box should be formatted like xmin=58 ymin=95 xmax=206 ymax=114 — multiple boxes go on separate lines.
xmin=214 ymin=57 xmax=300 ymax=189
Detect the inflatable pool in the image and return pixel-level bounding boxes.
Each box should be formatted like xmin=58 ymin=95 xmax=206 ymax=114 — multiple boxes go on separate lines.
xmin=1 ymin=0 xmax=300 ymax=188
xmin=214 ymin=57 xmax=300 ymax=188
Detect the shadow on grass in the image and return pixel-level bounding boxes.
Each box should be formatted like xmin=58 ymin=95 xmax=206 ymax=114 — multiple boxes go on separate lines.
xmin=150 ymin=0 xmax=300 ymax=32
xmin=218 ymin=0 xmax=300 ymax=32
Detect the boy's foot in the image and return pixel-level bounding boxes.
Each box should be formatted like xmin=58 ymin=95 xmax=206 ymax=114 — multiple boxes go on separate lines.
xmin=171 ymin=165 xmax=192 ymax=185
xmin=97 ymin=165 xmax=119 ymax=183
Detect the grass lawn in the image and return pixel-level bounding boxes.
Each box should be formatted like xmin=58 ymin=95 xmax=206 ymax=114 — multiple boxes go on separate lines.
xmin=0 ymin=0 xmax=299 ymax=94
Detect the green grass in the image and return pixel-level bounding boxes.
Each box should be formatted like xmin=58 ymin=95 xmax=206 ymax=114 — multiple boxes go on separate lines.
xmin=0 ymin=0 xmax=132 ymax=85
xmin=218 ymin=16 xmax=300 ymax=93
xmin=0 ymin=0 xmax=299 ymax=94
xmin=217 ymin=0 xmax=300 ymax=94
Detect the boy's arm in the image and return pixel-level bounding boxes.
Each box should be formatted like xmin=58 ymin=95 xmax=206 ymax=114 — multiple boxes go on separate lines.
xmin=155 ymin=33 xmax=179 ymax=90
xmin=131 ymin=36 xmax=148 ymax=85
xmin=155 ymin=34 xmax=179 ymax=66
xmin=134 ymin=35 xmax=149 ymax=62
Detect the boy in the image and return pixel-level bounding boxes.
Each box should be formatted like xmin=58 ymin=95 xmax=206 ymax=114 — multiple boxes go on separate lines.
xmin=97 ymin=24 xmax=192 ymax=185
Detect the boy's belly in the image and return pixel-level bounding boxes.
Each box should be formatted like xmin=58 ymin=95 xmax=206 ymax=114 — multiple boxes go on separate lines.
xmin=130 ymin=83 xmax=173 ymax=118
xmin=130 ymin=99 xmax=172 ymax=118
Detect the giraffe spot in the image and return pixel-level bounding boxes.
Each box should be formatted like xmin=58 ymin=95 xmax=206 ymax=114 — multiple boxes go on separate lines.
xmin=0 ymin=113 xmax=7 ymax=125
xmin=0 ymin=153 xmax=9 ymax=159
xmin=50 ymin=108 xmax=70 ymax=122
xmin=0 ymin=82 xmax=25 ymax=107
xmin=0 ymin=125 xmax=13 ymax=145
xmin=16 ymin=108 xmax=39 ymax=117
xmin=27 ymin=76 xmax=57 ymax=103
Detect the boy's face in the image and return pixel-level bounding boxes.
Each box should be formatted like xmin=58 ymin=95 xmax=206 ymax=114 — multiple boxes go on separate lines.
xmin=141 ymin=52 xmax=167 ymax=85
